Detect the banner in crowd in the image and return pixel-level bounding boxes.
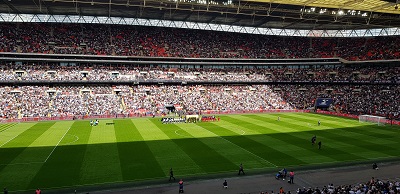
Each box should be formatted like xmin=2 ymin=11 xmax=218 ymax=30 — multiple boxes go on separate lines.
xmin=315 ymin=98 xmax=333 ymax=108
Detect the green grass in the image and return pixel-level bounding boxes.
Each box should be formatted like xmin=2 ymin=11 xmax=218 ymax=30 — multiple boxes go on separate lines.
xmin=0 ymin=113 xmax=399 ymax=193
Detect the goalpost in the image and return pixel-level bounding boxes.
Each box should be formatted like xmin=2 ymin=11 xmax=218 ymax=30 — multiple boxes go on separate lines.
xmin=359 ymin=115 xmax=387 ymax=126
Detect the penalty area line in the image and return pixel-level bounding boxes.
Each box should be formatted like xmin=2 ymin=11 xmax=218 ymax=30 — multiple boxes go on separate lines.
xmin=44 ymin=127 xmax=71 ymax=163
xmin=0 ymin=130 xmax=21 ymax=148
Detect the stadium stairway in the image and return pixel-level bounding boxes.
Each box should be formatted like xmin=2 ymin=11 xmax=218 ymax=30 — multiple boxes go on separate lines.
xmin=48 ymin=100 xmax=53 ymax=117
xmin=120 ymin=96 xmax=126 ymax=111
xmin=17 ymin=109 xmax=22 ymax=119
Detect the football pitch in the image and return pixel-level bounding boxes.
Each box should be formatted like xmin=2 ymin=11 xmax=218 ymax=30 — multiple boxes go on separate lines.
xmin=0 ymin=113 xmax=399 ymax=193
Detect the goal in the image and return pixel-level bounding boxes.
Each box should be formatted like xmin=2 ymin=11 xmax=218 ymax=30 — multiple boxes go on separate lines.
xmin=359 ymin=115 xmax=387 ymax=126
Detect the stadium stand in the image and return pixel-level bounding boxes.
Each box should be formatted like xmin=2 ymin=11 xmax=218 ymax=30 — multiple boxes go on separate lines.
xmin=1 ymin=23 xmax=400 ymax=60
xmin=0 ymin=22 xmax=399 ymax=124
xmin=0 ymin=84 xmax=398 ymax=121
xmin=0 ymin=16 xmax=399 ymax=194
xmin=292 ymin=178 xmax=400 ymax=194
xmin=0 ymin=62 xmax=399 ymax=82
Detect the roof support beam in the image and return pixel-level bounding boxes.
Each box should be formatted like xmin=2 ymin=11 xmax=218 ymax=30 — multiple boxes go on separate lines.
xmin=340 ymin=0 xmax=364 ymax=8
xmin=206 ymin=14 xmax=218 ymax=23
xmin=255 ymin=17 xmax=270 ymax=27
xmin=283 ymin=18 xmax=309 ymax=29
xmin=1 ymin=0 xmax=21 ymax=13
xmin=229 ymin=17 xmax=242 ymax=25
xmin=341 ymin=0 xmax=364 ymax=7
xmin=39 ymin=0 xmax=54 ymax=15
xmin=303 ymin=0 xmax=318 ymax=6
xmin=109 ymin=0 xmax=112 ymax=17
xmin=370 ymin=2 xmax=396 ymax=12
xmin=182 ymin=12 xmax=192 ymax=20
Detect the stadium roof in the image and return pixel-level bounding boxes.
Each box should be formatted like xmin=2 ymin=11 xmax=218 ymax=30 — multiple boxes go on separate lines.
xmin=0 ymin=0 xmax=400 ymax=30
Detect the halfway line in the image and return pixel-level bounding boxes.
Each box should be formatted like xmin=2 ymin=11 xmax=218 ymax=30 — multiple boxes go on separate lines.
xmin=44 ymin=127 xmax=71 ymax=163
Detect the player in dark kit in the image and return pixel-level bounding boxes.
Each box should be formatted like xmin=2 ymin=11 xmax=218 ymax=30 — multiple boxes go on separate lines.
xmin=169 ymin=168 xmax=176 ymax=181
xmin=311 ymin=135 xmax=316 ymax=145
xmin=318 ymin=141 xmax=322 ymax=149
xmin=238 ymin=163 xmax=245 ymax=175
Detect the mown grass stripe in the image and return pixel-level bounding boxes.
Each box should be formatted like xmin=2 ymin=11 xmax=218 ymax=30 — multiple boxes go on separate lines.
xmin=0 ymin=113 xmax=397 ymax=191
xmin=0 ymin=123 xmax=14 ymax=128
xmin=286 ymin=113 xmax=397 ymax=135
xmin=0 ymin=122 xmax=55 ymax=170
xmin=133 ymin=118 xmax=204 ymax=177
xmin=298 ymin=115 xmax=400 ymax=145
xmin=296 ymin=113 xmax=400 ymax=137
xmin=222 ymin=115 xmax=336 ymax=165
xmin=276 ymin=114 xmax=399 ymax=156
xmin=0 ymin=123 xmax=17 ymax=133
xmin=197 ymin=122 xmax=279 ymax=168
xmin=261 ymin=114 xmax=391 ymax=154
xmin=80 ymin=120 xmax=123 ymax=184
xmin=0 ymin=121 xmax=73 ymax=191
xmin=210 ymin=119 xmax=333 ymax=164
xmin=235 ymin=114 xmax=366 ymax=163
xmin=0 ymin=123 xmax=36 ymax=149
xmin=27 ymin=121 xmax=91 ymax=190
xmin=181 ymin=122 xmax=271 ymax=170
xmin=247 ymin=114 xmax=394 ymax=160
xmin=150 ymin=119 xmax=238 ymax=174
xmin=114 ymin=119 xmax=165 ymax=181
xmin=308 ymin=113 xmax=399 ymax=130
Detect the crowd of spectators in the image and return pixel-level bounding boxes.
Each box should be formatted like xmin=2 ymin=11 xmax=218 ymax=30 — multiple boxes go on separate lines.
xmin=1 ymin=84 xmax=398 ymax=120
xmin=0 ymin=86 xmax=123 ymax=118
xmin=0 ymin=23 xmax=398 ymax=120
xmin=1 ymin=23 xmax=400 ymax=60
xmin=0 ymin=62 xmax=399 ymax=83
xmin=281 ymin=177 xmax=400 ymax=194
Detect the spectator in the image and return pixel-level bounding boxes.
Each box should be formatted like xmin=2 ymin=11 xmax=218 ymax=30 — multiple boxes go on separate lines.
xmin=179 ymin=179 xmax=184 ymax=193
xmin=289 ymin=171 xmax=294 ymax=184
xmin=223 ymin=180 xmax=228 ymax=189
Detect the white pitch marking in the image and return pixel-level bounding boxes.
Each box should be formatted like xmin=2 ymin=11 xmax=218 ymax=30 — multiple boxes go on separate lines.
xmin=0 ymin=123 xmax=17 ymax=133
xmin=64 ymin=134 xmax=79 ymax=145
xmin=44 ymin=127 xmax=71 ymax=163
xmin=174 ymin=129 xmax=187 ymax=137
xmin=237 ymin=128 xmax=246 ymax=135
xmin=0 ymin=130 xmax=21 ymax=148
xmin=0 ymin=161 xmax=44 ymax=166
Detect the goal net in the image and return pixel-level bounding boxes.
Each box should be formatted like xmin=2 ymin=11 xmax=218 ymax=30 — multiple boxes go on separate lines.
xmin=359 ymin=115 xmax=387 ymax=126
